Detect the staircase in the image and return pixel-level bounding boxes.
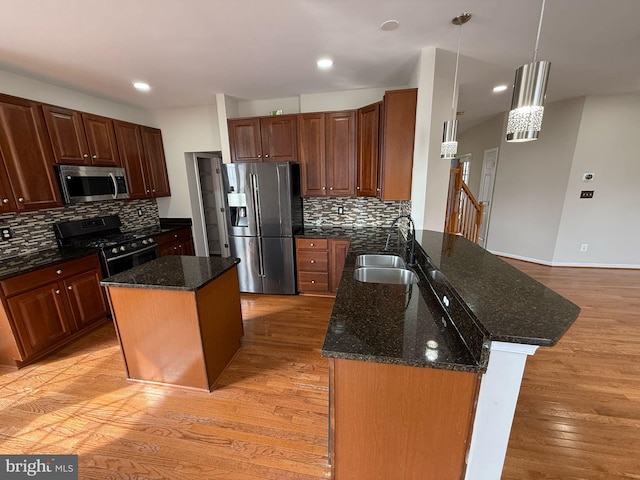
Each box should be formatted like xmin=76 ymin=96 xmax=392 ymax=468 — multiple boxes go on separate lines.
xmin=445 ymin=166 xmax=484 ymax=244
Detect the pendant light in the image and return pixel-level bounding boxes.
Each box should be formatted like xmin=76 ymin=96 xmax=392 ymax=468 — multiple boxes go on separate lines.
xmin=441 ymin=13 xmax=471 ymax=159
xmin=506 ymin=0 xmax=551 ymax=142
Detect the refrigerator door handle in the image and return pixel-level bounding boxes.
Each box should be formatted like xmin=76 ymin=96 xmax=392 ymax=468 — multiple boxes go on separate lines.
xmin=250 ymin=173 xmax=265 ymax=277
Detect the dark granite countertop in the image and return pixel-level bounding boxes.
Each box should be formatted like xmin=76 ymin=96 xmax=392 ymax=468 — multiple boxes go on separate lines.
xmin=304 ymin=225 xmax=579 ymax=372
xmin=101 ymin=256 xmax=240 ymax=291
xmin=0 ymin=247 xmax=99 ymax=281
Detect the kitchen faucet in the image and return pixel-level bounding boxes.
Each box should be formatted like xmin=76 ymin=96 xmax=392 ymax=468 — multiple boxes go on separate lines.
xmin=384 ymin=214 xmax=416 ymax=267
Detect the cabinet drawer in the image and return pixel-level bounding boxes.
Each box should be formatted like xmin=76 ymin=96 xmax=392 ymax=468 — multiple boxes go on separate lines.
xmin=298 ymin=272 xmax=329 ymax=292
xmin=1 ymin=254 xmax=100 ymax=298
xmin=297 ymin=251 xmax=329 ymax=272
xmin=297 ymin=238 xmax=328 ymax=250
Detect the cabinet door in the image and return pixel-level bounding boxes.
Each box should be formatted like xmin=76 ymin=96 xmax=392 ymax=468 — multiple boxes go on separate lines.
xmin=260 ymin=115 xmax=298 ymax=162
xmin=0 ymin=160 xmax=17 ymax=213
xmin=82 ymin=113 xmax=120 ymax=167
xmin=325 ymin=111 xmax=356 ymax=196
xmin=356 ymin=103 xmax=380 ymax=197
xmin=379 ymin=89 xmax=417 ymax=201
xmin=7 ymin=283 xmax=72 ymax=358
xmin=0 ymin=95 xmax=62 ymax=211
xmin=114 ymin=121 xmax=149 ymax=199
xmin=141 ymin=126 xmax=171 ymax=197
xmin=42 ymin=105 xmax=90 ymax=165
xmin=298 ymin=113 xmax=326 ymax=196
xmin=228 ymin=118 xmax=262 ymax=162
xmin=64 ymin=270 xmax=108 ymax=331
xmin=330 ymin=239 xmax=350 ymax=293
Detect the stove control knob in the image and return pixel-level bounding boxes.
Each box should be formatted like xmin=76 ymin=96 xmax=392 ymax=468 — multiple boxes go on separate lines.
xmin=120 ymin=246 xmax=126 ymax=252
xmin=111 ymin=247 xmax=119 ymax=254
xmin=142 ymin=239 xmax=148 ymax=245
xmin=148 ymin=238 xmax=154 ymax=243
xmin=131 ymin=242 xmax=138 ymax=248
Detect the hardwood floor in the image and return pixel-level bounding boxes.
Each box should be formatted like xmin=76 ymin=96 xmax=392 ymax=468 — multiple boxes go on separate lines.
xmin=0 ymin=262 xmax=638 ymax=479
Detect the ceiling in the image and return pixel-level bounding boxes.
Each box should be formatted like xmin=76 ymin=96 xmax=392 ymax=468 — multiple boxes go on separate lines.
xmin=1 ymin=0 xmax=639 ymax=130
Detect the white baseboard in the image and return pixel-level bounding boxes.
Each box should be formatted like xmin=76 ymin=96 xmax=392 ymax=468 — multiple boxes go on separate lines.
xmin=488 ymin=250 xmax=640 ymax=269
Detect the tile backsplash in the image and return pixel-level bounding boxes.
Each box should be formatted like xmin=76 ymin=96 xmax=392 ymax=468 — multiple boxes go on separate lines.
xmin=0 ymin=199 xmax=159 ymax=260
xmin=303 ymin=197 xmax=411 ymax=228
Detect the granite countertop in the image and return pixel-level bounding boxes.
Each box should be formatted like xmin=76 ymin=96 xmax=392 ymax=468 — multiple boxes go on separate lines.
xmin=306 ymin=225 xmax=580 ymax=372
xmin=0 ymin=247 xmax=99 ymax=281
xmin=101 ymin=256 xmax=240 ymax=291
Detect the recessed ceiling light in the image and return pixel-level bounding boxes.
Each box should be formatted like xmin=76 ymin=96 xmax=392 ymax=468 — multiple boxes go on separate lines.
xmin=133 ymin=82 xmax=151 ymax=92
xmin=380 ymin=20 xmax=400 ymax=31
xmin=317 ymin=58 xmax=333 ymax=69
xmin=492 ymin=85 xmax=508 ymax=93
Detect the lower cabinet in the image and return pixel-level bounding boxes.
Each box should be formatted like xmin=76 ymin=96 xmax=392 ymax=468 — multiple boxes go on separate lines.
xmin=0 ymin=254 xmax=109 ymax=368
xmin=157 ymin=227 xmax=195 ymax=256
xmin=329 ymin=358 xmax=480 ymax=480
xmin=296 ymin=237 xmax=350 ymax=295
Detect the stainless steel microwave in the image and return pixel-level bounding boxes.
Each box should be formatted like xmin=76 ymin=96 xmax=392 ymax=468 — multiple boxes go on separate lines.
xmin=57 ymin=165 xmax=130 ymax=204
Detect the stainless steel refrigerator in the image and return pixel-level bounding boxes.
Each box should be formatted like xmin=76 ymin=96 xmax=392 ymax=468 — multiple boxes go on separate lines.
xmin=222 ymin=162 xmax=302 ymax=294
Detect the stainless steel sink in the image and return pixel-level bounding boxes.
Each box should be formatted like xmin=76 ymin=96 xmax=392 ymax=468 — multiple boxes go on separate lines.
xmin=353 ymin=267 xmax=419 ymax=285
xmin=355 ymin=254 xmax=406 ymax=268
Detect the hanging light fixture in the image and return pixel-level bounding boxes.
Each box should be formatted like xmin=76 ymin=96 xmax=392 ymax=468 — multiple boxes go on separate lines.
xmin=506 ymin=0 xmax=551 ymax=142
xmin=441 ymin=13 xmax=471 ymax=159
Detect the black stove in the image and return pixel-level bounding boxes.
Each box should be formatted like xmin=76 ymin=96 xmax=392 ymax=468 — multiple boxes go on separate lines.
xmin=54 ymin=215 xmax=159 ymax=276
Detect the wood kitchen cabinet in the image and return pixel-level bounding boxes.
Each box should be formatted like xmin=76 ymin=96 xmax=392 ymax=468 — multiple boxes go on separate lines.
xmin=298 ymin=111 xmax=356 ymax=197
xmin=157 ymin=227 xmax=195 ymax=256
xmin=378 ymin=88 xmax=417 ymax=201
xmin=228 ymin=115 xmax=298 ymax=163
xmin=0 ymin=94 xmax=62 ymax=212
xmin=0 ymin=254 xmax=109 ymax=368
xmin=296 ymin=237 xmax=350 ymax=295
xmin=42 ymin=105 xmax=120 ymax=167
xmin=329 ymin=358 xmax=479 ymax=479
xmin=114 ymin=121 xmax=171 ymax=199
xmin=356 ymin=102 xmax=381 ymax=197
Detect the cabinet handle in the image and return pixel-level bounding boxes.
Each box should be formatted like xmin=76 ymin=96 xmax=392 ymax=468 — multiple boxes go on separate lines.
xmin=311 ymin=280 xmax=316 ymax=284
xmin=146 ymin=190 xmax=150 ymax=193
xmin=83 ymin=153 xmax=89 ymax=158
xmin=67 ymin=285 xmax=73 ymax=290
xmin=322 ymin=187 xmax=326 ymax=191
xmin=265 ymin=154 xmax=269 ymax=158
xmin=310 ymin=260 xmax=315 ymax=264
xmin=2 ymin=198 xmax=8 ymax=204
xmin=174 ymin=234 xmax=178 ymax=238
xmin=152 ymin=189 xmax=156 ymax=193
xmin=92 ymin=154 xmax=97 ymax=159
xmin=55 ymin=289 xmax=61 ymax=294
xmin=310 ymin=243 xmax=314 ymax=247
xmin=356 ymin=186 xmax=360 ymax=190
xmin=257 ymin=154 xmax=262 ymax=158
xmin=18 ymin=197 xmax=24 ymax=203
xmin=56 ymin=269 xmax=62 ymax=275
xmin=330 ymin=187 xmax=334 ymax=190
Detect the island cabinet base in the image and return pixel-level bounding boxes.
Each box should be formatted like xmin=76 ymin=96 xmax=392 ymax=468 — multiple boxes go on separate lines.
xmin=106 ymin=267 xmax=243 ymax=391
xmin=329 ymin=358 xmax=480 ymax=480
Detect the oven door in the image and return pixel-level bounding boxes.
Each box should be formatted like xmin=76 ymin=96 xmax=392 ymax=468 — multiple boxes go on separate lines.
xmin=104 ymin=245 xmax=159 ymax=276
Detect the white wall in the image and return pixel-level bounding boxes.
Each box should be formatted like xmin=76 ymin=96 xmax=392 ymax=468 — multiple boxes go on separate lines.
xmin=0 ymin=68 xmax=152 ymax=125
xmin=237 ymin=96 xmax=300 ymax=117
xmin=457 ymin=113 xmax=504 ymax=198
xmin=553 ymin=93 xmax=640 ymax=267
xmin=300 ymin=87 xmax=396 ymax=113
xmin=485 ymin=97 xmax=585 ymax=263
xmin=150 ymin=104 xmax=221 ymax=223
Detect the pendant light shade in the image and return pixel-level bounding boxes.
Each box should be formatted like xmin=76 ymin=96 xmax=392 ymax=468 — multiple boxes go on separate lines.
xmin=506 ymin=0 xmax=550 ymax=142
xmin=441 ymin=13 xmax=470 ymax=159
xmin=441 ymin=120 xmax=458 ymax=159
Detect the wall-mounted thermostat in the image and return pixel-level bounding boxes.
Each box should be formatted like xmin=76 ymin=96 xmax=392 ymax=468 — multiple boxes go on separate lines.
xmin=583 ymin=173 xmax=594 ymax=181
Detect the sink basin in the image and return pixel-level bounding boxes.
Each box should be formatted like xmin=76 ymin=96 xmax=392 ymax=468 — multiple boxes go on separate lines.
xmin=355 ymin=254 xmax=405 ymax=268
xmin=353 ymin=267 xmax=419 ymax=285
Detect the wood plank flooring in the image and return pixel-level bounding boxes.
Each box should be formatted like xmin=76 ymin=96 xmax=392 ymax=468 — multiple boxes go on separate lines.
xmin=0 ymin=261 xmax=638 ymax=479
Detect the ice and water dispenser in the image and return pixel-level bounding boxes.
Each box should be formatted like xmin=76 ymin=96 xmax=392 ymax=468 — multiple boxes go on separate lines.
xmin=227 ymin=192 xmax=248 ymax=227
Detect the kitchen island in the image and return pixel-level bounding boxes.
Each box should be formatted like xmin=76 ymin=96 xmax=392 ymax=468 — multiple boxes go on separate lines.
xmin=101 ymin=255 xmax=243 ymax=392
xmin=301 ymin=226 xmax=580 ymax=480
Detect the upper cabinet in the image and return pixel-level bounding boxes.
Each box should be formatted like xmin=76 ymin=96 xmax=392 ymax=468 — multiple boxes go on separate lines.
xmin=0 ymin=94 xmax=62 ymax=212
xmin=299 ymin=111 xmax=356 ymax=197
xmin=42 ymin=105 xmax=120 ymax=167
xmin=378 ymin=89 xmax=417 ymax=201
xmin=114 ymin=122 xmax=171 ymax=199
xmin=356 ymin=102 xmax=381 ymax=197
xmin=228 ymin=115 xmax=298 ymax=163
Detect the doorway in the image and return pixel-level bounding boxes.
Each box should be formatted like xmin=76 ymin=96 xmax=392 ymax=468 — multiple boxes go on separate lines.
xmin=477 ymin=147 xmax=499 ymax=248
xmin=194 ymin=153 xmax=230 ymax=257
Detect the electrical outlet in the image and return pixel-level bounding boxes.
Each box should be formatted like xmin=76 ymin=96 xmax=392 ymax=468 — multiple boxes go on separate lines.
xmin=1 ymin=227 xmax=12 ymax=240
xmin=137 ymin=208 xmax=143 ymax=217
xmin=337 ymin=206 xmax=344 ymax=215
xmin=580 ymin=190 xmax=594 ymax=199
xmin=580 ymin=243 xmax=588 ymax=252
